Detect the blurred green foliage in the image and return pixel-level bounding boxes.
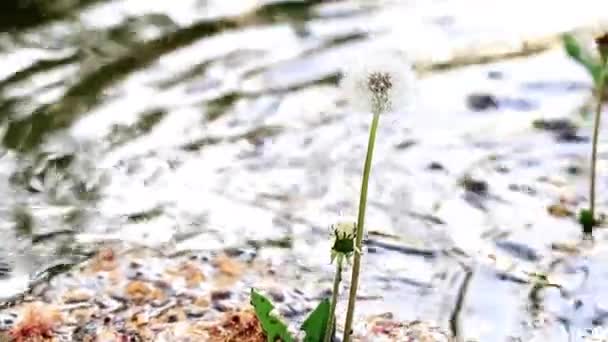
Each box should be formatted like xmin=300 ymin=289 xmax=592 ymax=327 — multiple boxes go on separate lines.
xmin=563 ymin=34 xmax=603 ymax=86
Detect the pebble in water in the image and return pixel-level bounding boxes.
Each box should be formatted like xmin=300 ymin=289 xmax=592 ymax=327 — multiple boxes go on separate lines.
xmin=467 ymin=93 xmax=499 ymax=111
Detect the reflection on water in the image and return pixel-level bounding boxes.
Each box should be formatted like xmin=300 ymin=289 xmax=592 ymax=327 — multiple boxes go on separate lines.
xmin=1 ymin=0 xmax=608 ymax=340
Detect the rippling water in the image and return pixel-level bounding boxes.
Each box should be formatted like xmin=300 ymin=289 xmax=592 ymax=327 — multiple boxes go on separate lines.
xmin=2 ymin=0 xmax=608 ymax=340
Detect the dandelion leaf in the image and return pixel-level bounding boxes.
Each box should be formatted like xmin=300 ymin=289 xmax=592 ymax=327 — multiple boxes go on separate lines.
xmin=563 ymin=34 xmax=602 ymax=85
xmin=250 ymin=289 xmax=295 ymax=342
xmin=300 ymin=299 xmax=331 ymax=342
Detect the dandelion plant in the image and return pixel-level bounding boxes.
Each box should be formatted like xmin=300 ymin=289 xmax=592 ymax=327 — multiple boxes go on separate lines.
xmin=339 ymin=51 xmax=415 ymax=341
xmin=249 ymin=50 xmax=415 ymax=342
xmin=588 ymin=34 xmax=608 ymax=236
xmin=564 ymin=33 xmax=608 ymax=237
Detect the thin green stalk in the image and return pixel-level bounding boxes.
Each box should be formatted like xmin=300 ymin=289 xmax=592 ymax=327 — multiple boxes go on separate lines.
xmin=342 ymin=111 xmax=381 ymax=342
xmin=324 ymin=260 xmax=343 ymax=342
xmin=589 ymin=59 xmax=608 ymax=235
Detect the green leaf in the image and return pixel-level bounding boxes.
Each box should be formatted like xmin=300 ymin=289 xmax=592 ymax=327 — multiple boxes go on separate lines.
xmin=563 ymin=34 xmax=603 ymax=86
xmin=300 ymin=299 xmax=331 ymax=342
xmin=250 ymin=289 xmax=295 ymax=342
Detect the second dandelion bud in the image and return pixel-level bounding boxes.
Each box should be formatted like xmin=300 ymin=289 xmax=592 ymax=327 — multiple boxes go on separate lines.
xmin=325 ymin=221 xmax=357 ymax=342
xmin=331 ymin=221 xmax=357 ymax=264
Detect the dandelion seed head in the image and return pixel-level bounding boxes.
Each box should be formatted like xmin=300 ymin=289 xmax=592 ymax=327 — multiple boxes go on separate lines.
xmin=341 ymin=50 xmax=416 ymax=114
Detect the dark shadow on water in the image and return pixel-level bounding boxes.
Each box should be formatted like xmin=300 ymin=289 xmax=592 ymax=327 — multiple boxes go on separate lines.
xmin=0 ymin=54 xmax=80 ymax=91
xmin=0 ymin=0 xmax=104 ymax=31
xmin=1 ymin=0 xmax=325 ymax=151
xmin=108 ymin=109 xmax=167 ymax=147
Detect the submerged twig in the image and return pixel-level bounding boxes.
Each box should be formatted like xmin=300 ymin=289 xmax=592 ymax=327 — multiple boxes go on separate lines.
xmin=449 ymin=262 xmax=472 ymax=342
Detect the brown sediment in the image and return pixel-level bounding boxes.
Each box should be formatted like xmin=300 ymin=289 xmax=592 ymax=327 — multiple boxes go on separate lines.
xmin=8 ymin=302 xmax=62 ymax=342
xmin=0 ymin=245 xmax=451 ymax=341
xmin=203 ymin=310 xmax=266 ymax=342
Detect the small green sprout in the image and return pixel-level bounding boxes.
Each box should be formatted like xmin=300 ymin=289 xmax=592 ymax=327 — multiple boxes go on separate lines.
xmin=563 ymin=33 xmax=608 ymax=238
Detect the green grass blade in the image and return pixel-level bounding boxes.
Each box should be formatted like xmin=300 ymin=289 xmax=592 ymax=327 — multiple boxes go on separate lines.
xmin=301 ymin=299 xmax=331 ymax=342
xmin=563 ymin=34 xmax=602 ymax=85
xmin=250 ymin=289 xmax=295 ymax=342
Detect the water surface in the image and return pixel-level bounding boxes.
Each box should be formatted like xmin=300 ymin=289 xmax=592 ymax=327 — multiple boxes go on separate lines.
xmin=2 ymin=0 xmax=608 ymax=340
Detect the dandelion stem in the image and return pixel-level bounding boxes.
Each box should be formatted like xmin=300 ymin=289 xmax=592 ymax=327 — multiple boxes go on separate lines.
xmin=343 ymin=111 xmax=381 ymax=341
xmin=324 ymin=259 xmax=343 ymax=342
xmin=588 ymin=58 xmax=608 ymax=236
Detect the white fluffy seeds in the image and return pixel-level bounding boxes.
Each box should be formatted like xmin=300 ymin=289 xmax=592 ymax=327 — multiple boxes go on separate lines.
xmin=340 ymin=50 xmax=416 ymax=114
